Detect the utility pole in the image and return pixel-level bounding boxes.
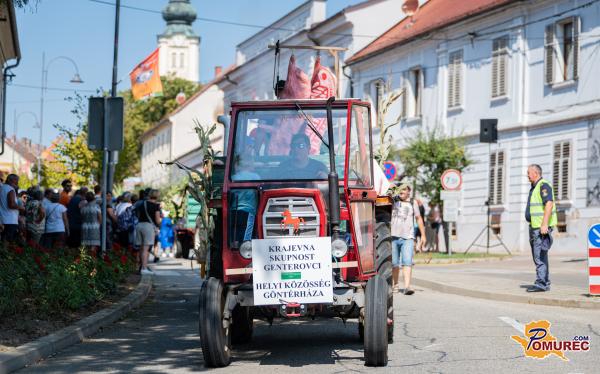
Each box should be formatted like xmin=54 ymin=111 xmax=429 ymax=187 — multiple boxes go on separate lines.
xmin=101 ymin=0 xmax=121 ymax=253
xmin=107 ymin=0 xmax=121 ymax=194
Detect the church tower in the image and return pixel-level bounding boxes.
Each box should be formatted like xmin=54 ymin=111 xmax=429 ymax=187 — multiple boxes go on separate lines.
xmin=158 ymin=0 xmax=200 ymax=82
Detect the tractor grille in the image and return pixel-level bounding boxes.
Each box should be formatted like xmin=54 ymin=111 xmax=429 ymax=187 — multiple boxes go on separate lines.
xmin=262 ymin=197 xmax=320 ymax=238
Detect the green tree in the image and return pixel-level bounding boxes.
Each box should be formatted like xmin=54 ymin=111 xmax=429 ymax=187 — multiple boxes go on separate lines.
xmin=114 ymin=77 xmax=200 ymax=184
xmin=42 ymin=77 xmax=199 ymax=190
xmin=397 ymin=127 xmax=472 ymax=206
xmin=40 ymin=94 xmax=100 ymax=188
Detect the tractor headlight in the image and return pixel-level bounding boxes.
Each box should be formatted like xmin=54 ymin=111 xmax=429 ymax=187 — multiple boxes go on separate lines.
xmin=331 ymin=238 xmax=348 ymax=258
xmin=239 ymin=240 xmax=252 ymax=259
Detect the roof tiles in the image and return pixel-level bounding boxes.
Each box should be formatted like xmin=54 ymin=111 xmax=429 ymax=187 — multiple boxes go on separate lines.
xmin=347 ymin=0 xmax=516 ymax=64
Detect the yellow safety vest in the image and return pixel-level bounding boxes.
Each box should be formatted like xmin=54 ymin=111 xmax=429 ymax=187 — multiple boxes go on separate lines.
xmin=529 ymin=178 xmax=557 ymax=228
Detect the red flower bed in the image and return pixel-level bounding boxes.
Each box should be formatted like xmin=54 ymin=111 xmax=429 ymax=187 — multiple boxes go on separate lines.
xmin=0 ymin=243 xmax=137 ymax=317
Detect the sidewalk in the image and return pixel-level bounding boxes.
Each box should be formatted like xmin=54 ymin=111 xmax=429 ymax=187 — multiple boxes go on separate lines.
xmin=412 ymin=253 xmax=600 ymax=309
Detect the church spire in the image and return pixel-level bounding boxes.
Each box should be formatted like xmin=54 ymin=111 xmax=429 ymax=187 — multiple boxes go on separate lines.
xmin=161 ymin=0 xmax=198 ymax=37
xmin=157 ymin=0 xmax=200 ymax=82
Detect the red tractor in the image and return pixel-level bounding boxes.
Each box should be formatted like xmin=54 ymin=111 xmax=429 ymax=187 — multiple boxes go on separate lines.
xmin=199 ymin=98 xmax=393 ymax=367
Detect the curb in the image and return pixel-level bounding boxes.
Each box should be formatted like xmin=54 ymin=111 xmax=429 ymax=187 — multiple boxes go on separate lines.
xmin=412 ymin=277 xmax=600 ymax=310
xmin=414 ymin=256 xmax=510 ymax=265
xmin=0 ymin=274 xmax=153 ymax=374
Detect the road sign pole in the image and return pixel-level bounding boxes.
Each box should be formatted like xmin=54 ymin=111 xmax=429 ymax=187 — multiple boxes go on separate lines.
xmin=101 ymin=98 xmax=108 ymax=254
xmin=448 ymin=222 xmax=452 ymax=256
xmin=589 ymin=224 xmax=600 ymax=295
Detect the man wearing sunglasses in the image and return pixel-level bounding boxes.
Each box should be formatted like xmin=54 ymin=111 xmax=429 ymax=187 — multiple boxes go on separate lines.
xmin=278 ymin=133 xmax=328 ymax=180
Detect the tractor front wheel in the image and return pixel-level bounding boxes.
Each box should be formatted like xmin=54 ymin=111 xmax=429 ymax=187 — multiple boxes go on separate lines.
xmin=363 ymin=274 xmax=389 ymax=367
xmin=375 ymin=220 xmax=394 ymax=343
xmin=199 ymin=277 xmax=231 ymax=367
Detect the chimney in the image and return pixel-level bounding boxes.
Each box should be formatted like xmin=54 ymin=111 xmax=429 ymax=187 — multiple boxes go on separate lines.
xmin=214 ymin=66 xmax=222 ymax=78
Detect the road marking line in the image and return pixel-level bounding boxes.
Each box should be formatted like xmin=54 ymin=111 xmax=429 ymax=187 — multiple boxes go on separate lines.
xmin=499 ymin=316 xmax=524 ymax=333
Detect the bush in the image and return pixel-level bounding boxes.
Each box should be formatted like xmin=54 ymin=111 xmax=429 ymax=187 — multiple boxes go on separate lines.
xmin=0 ymin=242 xmax=137 ymax=317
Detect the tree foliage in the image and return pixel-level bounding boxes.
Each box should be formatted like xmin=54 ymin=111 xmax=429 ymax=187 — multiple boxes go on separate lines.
xmin=396 ymin=127 xmax=472 ymax=206
xmin=114 ymin=77 xmax=200 ymax=184
xmin=42 ymin=77 xmax=199 ymax=189
xmin=41 ymin=93 xmax=100 ymax=188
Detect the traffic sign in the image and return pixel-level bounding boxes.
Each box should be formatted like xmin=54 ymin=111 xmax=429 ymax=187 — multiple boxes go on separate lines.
xmin=383 ymin=161 xmax=397 ymax=181
xmin=443 ymin=198 xmax=459 ymax=222
xmin=441 ymin=169 xmax=462 ymax=190
xmin=440 ymin=190 xmax=461 ymax=200
xmin=588 ymin=224 xmax=600 ymax=295
xmin=588 ymin=224 xmax=600 ymax=247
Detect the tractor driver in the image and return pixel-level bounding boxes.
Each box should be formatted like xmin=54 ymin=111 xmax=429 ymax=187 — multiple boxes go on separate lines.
xmin=278 ymin=133 xmax=328 ymax=180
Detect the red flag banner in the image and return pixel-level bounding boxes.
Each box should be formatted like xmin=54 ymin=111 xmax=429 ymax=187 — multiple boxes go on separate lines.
xmin=130 ymin=48 xmax=163 ymax=101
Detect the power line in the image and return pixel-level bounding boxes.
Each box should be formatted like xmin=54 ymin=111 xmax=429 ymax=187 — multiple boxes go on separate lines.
xmin=9 ymin=83 xmax=97 ymax=93
xmin=87 ymin=0 xmax=600 ymax=44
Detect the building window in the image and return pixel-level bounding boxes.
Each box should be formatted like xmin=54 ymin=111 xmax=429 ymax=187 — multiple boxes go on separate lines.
xmin=545 ymin=16 xmax=580 ymax=85
xmin=447 ymin=50 xmax=463 ymax=108
xmin=171 ymin=52 xmax=177 ymax=68
xmin=364 ymin=79 xmax=384 ymax=115
xmin=403 ymin=67 xmax=423 ymax=118
xmin=552 ymin=141 xmax=570 ymax=200
xmin=179 ymin=52 xmax=185 ymax=68
xmin=489 ymin=149 xmax=505 ymax=205
xmin=491 ymin=36 xmax=509 ymax=98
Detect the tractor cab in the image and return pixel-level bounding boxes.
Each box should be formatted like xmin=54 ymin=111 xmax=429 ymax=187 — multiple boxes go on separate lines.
xmin=200 ymin=98 xmax=393 ymax=368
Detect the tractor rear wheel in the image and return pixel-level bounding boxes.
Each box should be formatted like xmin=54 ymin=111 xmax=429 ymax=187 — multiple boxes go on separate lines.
xmin=363 ymin=274 xmax=389 ymax=367
xmin=231 ymin=305 xmax=253 ymax=344
xmin=199 ymin=277 xmax=231 ymax=367
xmin=375 ymin=220 xmax=394 ymax=343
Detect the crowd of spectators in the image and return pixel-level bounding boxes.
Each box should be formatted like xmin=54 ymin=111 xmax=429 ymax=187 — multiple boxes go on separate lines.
xmin=0 ymin=175 xmax=175 ymax=275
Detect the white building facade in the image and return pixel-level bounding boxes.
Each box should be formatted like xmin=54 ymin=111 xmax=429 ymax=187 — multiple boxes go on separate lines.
xmin=347 ymin=0 xmax=600 ymax=254
xmin=218 ymin=0 xmax=409 ymax=112
xmin=140 ymin=73 xmax=226 ymax=187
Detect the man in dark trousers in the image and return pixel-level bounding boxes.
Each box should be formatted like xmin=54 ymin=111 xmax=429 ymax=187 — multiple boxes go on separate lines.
xmin=525 ymin=164 xmax=557 ymax=292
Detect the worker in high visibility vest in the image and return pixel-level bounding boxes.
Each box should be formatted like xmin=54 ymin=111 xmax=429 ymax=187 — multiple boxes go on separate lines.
xmin=525 ymin=164 xmax=557 ymax=292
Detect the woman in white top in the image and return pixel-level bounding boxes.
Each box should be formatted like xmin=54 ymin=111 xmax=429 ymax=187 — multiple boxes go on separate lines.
xmin=0 ymin=174 xmax=23 ymax=242
xmin=41 ymin=191 xmax=69 ymax=248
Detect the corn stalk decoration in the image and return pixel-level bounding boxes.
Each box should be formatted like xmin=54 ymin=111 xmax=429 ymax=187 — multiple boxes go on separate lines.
xmin=375 ymin=87 xmax=405 ymax=166
xmin=160 ymin=121 xmax=221 ymax=276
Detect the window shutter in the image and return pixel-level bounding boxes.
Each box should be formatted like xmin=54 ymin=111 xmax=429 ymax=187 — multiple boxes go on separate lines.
xmin=448 ymin=58 xmax=455 ymax=107
xmin=416 ymin=69 xmax=422 ymax=117
xmin=492 ymin=37 xmax=508 ymax=98
xmin=497 ymin=151 xmax=504 ymax=204
xmin=573 ymin=16 xmax=580 ymax=80
xmin=491 ymin=42 xmax=499 ymax=98
xmin=401 ymin=73 xmax=408 ymax=119
xmin=489 ymin=152 xmax=496 ymax=204
xmin=454 ymin=51 xmax=462 ymax=106
xmin=552 ymin=143 xmax=560 ymax=194
xmin=561 ymin=141 xmax=570 ymax=200
xmin=545 ymin=24 xmax=555 ymax=85
xmin=499 ymin=52 xmax=507 ymax=96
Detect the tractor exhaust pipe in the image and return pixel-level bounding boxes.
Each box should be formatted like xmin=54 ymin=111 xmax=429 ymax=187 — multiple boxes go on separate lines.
xmin=326 ymin=96 xmax=340 ymax=240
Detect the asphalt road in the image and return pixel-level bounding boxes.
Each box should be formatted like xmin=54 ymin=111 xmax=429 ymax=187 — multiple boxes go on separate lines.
xmin=18 ymin=259 xmax=600 ymax=373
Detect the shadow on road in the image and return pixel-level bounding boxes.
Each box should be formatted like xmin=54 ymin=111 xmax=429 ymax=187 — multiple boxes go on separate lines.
xmin=232 ymin=319 xmax=363 ymax=367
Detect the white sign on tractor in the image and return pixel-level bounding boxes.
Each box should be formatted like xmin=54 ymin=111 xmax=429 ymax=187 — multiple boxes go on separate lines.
xmin=252 ymin=236 xmax=333 ymax=305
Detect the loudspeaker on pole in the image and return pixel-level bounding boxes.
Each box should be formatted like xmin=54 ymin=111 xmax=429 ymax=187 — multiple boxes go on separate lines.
xmin=480 ymin=118 xmax=498 ymax=143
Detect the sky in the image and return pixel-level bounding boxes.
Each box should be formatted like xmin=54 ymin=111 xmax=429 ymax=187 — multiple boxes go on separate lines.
xmin=6 ymin=0 xmax=366 ymax=146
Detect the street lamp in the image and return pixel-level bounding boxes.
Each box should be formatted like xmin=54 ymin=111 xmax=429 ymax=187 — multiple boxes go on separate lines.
xmin=39 ymin=52 xmax=84 ymax=184
xmin=13 ymin=110 xmax=41 ymax=185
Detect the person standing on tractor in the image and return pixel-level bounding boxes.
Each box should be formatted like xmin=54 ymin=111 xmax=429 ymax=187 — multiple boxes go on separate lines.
xmin=390 ymin=184 xmax=426 ymax=295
